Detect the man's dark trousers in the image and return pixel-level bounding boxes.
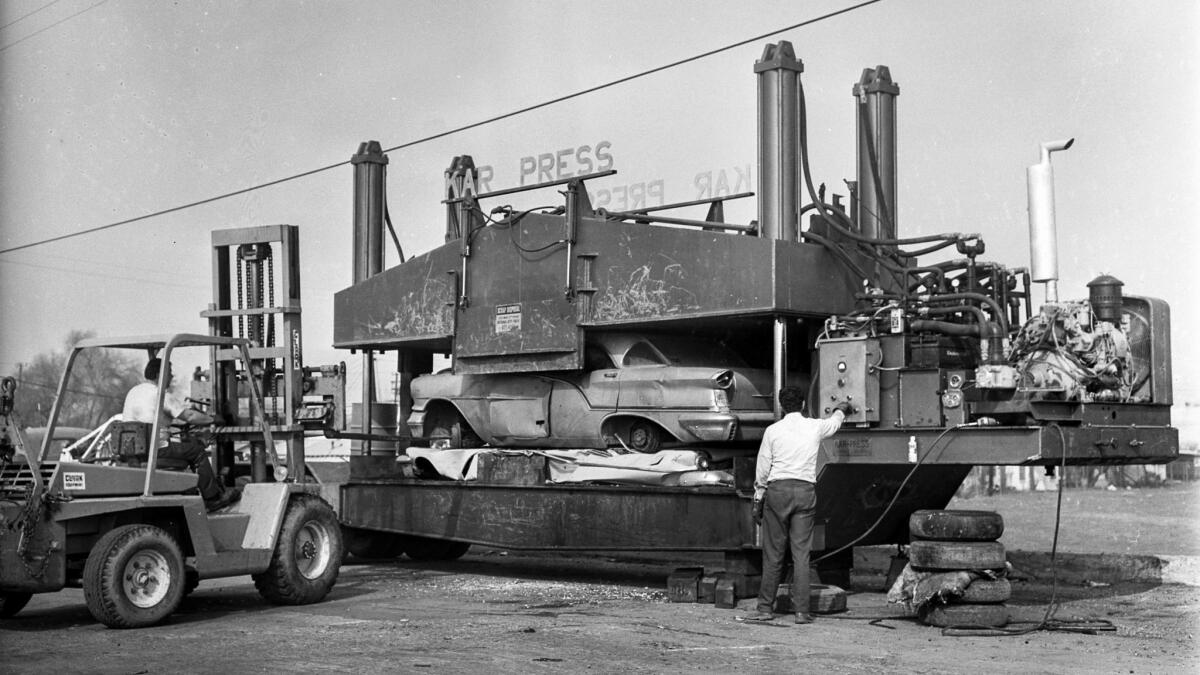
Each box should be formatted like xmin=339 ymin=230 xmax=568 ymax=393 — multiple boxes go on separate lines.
xmin=756 ymin=479 xmax=816 ymax=615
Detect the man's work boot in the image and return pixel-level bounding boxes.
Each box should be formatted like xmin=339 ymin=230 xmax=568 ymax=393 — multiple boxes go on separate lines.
xmin=206 ymin=487 xmax=242 ymax=513
xmin=794 ymin=613 xmax=814 ymax=625
xmin=741 ymin=610 xmax=775 ymax=622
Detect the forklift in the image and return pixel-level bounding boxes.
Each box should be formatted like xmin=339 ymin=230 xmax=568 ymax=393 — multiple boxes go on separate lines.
xmin=0 ymin=225 xmax=346 ymax=628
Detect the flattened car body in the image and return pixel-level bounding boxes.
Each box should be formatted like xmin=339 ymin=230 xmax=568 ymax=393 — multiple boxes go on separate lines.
xmin=409 ymin=333 xmax=789 ymax=449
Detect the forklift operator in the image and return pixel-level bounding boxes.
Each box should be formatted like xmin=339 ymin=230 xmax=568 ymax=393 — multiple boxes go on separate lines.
xmin=123 ymin=358 xmax=240 ymax=512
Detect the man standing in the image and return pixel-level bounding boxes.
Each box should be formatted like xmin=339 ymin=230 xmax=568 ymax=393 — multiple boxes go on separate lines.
xmin=123 ymin=357 xmax=239 ymax=512
xmin=743 ymin=386 xmax=854 ymax=624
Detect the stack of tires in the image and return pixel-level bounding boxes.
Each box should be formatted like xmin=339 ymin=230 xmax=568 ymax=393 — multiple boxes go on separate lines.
xmin=908 ymin=509 xmax=1011 ymax=628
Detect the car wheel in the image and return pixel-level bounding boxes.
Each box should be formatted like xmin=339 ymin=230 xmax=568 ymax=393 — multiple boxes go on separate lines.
xmin=0 ymin=591 xmax=33 ymax=618
xmin=909 ymin=510 xmax=1004 ymax=541
xmin=83 ymin=524 xmax=185 ymax=628
xmin=908 ymin=540 xmax=1007 ymax=571
xmin=427 ymin=407 xmax=482 ymax=449
xmin=253 ymin=494 xmax=343 ymax=605
xmin=627 ymin=421 xmax=662 ymax=453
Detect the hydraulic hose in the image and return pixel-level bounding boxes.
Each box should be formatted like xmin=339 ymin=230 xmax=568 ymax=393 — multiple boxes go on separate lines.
xmin=923 ymin=292 xmax=1010 ymax=336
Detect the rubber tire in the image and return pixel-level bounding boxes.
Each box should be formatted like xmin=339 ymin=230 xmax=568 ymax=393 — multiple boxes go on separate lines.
xmin=403 ymin=536 xmax=470 ymax=561
xmin=0 ymin=591 xmax=33 ymax=618
xmin=909 ymin=510 xmax=1004 ymax=541
xmin=253 ymin=494 xmax=343 ymax=605
xmin=920 ymin=602 xmax=1010 ymax=628
xmin=909 ymin=540 xmax=1006 ymax=571
xmin=627 ymin=421 xmax=662 ymax=453
xmin=427 ymin=407 xmax=482 ymax=449
xmin=342 ymin=526 xmax=408 ymax=560
xmin=957 ymin=578 xmax=1012 ymax=604
xmin=83 ymin=524 xmax=185 ymax=629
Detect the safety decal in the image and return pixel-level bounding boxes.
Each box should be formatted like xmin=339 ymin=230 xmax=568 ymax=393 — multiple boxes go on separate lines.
xmin=63 ymin=472 xmax=86 ymax=490
xmin=495 ymin=303 xmax=522 ymax=334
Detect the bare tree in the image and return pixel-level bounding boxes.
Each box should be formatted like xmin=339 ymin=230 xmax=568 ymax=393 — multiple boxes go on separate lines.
xmin=13 ymin=330 xmax=142 ymax=429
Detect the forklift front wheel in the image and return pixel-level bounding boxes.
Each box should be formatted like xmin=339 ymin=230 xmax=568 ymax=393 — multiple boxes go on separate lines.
xmin=83 ymin=524 xmax=185 ymax=629
xmin=254 ymin=494 xmax=343 ymax=605
xmin=0 ymin=591 xmax=33 ymax=618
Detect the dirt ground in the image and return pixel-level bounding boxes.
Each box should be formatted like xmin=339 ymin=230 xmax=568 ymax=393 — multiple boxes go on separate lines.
xmin=2 ymin=550 xmax=1197 ymax=674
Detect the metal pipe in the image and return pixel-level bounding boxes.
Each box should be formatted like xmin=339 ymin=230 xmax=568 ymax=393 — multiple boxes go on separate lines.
xmin=756 ymin=41 xmax=803 ymax=241
xmin=772 ymin=318 xmax=787 ymax=418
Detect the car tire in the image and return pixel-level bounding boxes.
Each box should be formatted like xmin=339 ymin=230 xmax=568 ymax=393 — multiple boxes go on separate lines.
xmin=919 ymin=602 xmax=1010 ymax=628
xmin=909 ymin=540 xmax=1007 ymax=571
xmin=253 ymin=494 xmax=342 ymax=605
xmin=83 ymin=524 xmax=185 ymax=629
xmin=0 ymin=591 xmax=33 ymax=618
xmin=426 ymin=407 xmax=482 ymax=449
xmin=957 ymin=578 xmax=1011 ymax=604
xmin=627 ymin=421 xmax=662 ymax=453
xmin=342 ymin=526 xmax=407 ymax=560
xmin=909 ymin=510 xmax=1004 ymax=541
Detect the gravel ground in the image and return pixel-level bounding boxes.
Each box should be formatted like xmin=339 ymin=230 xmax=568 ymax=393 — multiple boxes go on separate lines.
xmin=3 ymin=550 xmax=1197 ymax=674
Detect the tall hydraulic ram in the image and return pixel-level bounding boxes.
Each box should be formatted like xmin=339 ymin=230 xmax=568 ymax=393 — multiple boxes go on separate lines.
xmin=351 ymin=140 xmax=389 ymax=453
xmin=853 ymin=67 xmax=899 ymax=241
xmin=755 ymin=41 xmax=804 ymax=242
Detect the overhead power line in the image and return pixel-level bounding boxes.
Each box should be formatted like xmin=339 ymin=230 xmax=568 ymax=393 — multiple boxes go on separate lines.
xmin=0 ymin=0 xmax=66 ymax=31
xmin=0 ymin=0 xmax=884 ymax=255
xmin=0 ymin=0 xmax=109 ymax=53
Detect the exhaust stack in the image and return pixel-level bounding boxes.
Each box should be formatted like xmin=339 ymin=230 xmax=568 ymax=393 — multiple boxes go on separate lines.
xmin=1026 ymin=138 xmax=1074 ymax=302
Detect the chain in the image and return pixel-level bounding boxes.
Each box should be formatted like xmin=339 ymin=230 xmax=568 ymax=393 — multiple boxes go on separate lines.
xmin=13 ymin=482 xmax=54 ymax=580
xmin=267 ymin=252 xmax=276 ymax=348
xmin=236 ymin=255 xmax=245 ymax=338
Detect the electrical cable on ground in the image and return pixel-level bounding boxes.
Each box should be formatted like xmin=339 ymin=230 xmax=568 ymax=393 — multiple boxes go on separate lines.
xmin=0 ymin=0 xmax=885 ymax=256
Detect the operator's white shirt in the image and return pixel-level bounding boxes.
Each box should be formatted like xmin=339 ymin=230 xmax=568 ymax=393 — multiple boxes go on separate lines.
xmin=122 ymin=382 xmax=174 ymax=447
xmin=753 ymin=410 xmax=845 ymax=499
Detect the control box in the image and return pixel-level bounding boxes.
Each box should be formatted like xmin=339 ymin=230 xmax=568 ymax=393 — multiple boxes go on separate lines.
xmin=817 ymin=336 xmax=880 ymax=424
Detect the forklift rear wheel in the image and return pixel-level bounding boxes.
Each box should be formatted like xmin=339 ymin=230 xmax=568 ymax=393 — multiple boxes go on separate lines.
xmin=83 ymin=524 xmax=185 ymax=629
xmin=427 ymin=407 xmax=482 ymax=449
xmin=254 ymin=494 xmax=343 ymax=605
xmin=342 ymin=526 xmax=407 ymax=560
xmin=0 ymin=591 xmax=33 ymax=618
xmin=627 ymin=421 xmax=662 ymax=453
xmin=403 ymin=535 xmax=471 ymax=561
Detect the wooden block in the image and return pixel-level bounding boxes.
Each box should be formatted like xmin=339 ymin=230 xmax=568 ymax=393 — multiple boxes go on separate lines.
xmin=667 ymin=567 xmax=705 ymax=603
xmin=698 ymin=573 xmax=723 ymax=603
xmin=714 ymin=577 xmax=738 ymax=608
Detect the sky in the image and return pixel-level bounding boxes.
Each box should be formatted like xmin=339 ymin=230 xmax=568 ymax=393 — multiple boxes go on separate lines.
xmin=1 ymin=1 xmax=1197 ymax=440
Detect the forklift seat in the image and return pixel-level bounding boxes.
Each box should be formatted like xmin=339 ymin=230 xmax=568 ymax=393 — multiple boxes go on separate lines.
xmin=107 ymin=421 xmax=191 ymax=471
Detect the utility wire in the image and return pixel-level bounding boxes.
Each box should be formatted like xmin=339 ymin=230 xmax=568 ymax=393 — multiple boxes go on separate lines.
xmin=0 ymin=258 xmax=205 ymax=290
xmin=0 ymin=0 xmax=65 ymax=31
xmin=0 ymin=0 xmax=108 ymax=53
xmin=0 ymin=0 xmax=884 ymax=255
